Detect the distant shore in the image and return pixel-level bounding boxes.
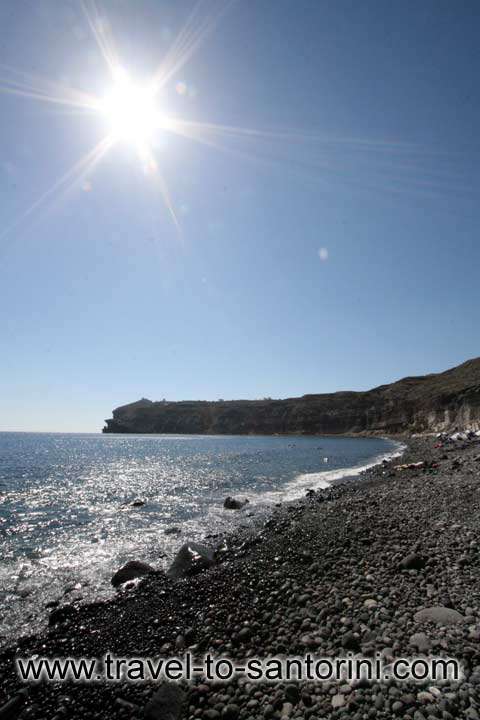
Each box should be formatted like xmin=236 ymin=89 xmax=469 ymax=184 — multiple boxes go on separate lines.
xmin=103 ymin=357 xmax=480 ymax=437
xmin=1 ymin=433 xmax=480 ymax=719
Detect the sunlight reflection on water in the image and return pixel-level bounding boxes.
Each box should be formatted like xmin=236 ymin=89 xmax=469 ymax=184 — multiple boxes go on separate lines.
xmin=0 ymin=431 xmax=399 ymax=645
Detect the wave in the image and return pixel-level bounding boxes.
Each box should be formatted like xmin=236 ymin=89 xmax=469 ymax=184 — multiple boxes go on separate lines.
xmin=254 ymin=439 xmax=406 ymax=504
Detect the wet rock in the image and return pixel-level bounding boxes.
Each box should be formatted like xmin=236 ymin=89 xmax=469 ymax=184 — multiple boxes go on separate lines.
xmin=0 ymin=690 xmax=28 ymax=719
xmin=299 ymin=550 xmax=313 ymax=564
xmin=167 ymin=542 xmax=215 ymax=579
xmin=164 ymin=526 xmax=181 ymax=535
xmin=284 ymin=685 xmax=300 ymax=704
xmin=48 ymin=604 xmax=78 ymax=626
xmin=144 ymin=683 xmax=185 ymax=720
xmin=45 ymin=600 xmax=59 ymax=609
xmin=414 ymin=606 xmax=465 ymax=625
xmin=223 ymin=496 xmax=249 ymax=510
xmin=131 ymin=499 xmax=145 ymax=507
xmin=399 ymin=553 xmax=426 ymax=571
xmin=111 ymin=560 xmax=155 ymax=587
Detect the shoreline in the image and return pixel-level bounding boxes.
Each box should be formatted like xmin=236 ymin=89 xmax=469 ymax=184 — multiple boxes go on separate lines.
xmin=0 ymin=433 xmax=397 ymax=648
xmin=303 ymin=436 xmax=406 ymax=489
xmin=2 ymin=433 xmax=480 ymax=718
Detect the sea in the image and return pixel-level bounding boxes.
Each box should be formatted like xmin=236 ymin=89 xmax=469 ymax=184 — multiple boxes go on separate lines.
xmin=0 ymin=432 xmax=403 ymax=646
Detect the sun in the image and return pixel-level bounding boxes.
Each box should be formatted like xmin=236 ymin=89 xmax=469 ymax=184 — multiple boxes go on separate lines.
xmin=0 ymin=0 xmax=238 ymax=238
xmin=100 ymin=68 xmax=162 ymax=145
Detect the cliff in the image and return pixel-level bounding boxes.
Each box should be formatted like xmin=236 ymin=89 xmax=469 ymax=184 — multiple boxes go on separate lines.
xmin=102 ymin=358 xmax=480 ymax=436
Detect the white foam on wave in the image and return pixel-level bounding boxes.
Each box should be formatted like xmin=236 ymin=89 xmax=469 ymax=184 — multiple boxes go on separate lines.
xmin=253 ymin=440 xmax=406 ymax=505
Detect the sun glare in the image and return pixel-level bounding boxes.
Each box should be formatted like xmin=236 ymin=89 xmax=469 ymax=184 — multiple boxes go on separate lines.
xmin=100 ymin=69 xmax=161 ymax=144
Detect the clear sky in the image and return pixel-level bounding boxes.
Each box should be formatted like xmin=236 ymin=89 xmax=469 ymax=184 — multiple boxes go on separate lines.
xmin=0 ymin=0 xmax=479 ymax=432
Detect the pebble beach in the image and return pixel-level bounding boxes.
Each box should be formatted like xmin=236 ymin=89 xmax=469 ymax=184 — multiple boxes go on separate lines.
xmin=1 ymin=434 xmax=480 ymax=719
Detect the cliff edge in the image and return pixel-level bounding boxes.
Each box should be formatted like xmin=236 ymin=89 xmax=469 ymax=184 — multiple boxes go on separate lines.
xmin=103 ymin=357 xmax=480 ymax=435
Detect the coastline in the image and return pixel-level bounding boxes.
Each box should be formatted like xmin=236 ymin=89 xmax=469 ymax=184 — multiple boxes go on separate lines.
xmin=2 ymin=433 xmax=480 ymax=718
xmin=0 ymin=433 xmax=397 ymax=649
xmin=298 ymin=436 xmax=406 ymax=490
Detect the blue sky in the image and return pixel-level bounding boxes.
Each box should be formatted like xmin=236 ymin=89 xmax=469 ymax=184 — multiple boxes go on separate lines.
xmin=0 ymin=0 xmax=479 ymax=432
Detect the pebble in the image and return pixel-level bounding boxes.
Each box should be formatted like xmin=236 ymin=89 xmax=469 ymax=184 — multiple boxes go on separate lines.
xmin=331 ymin=694 xmax=345 ymax=708
xmin=409 ymin=632 xmax=432 ymax=652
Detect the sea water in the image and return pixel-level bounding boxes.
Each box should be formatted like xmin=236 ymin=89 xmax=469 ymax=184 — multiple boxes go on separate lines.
xmin=0 ymin=431 xmax=402 ymax=645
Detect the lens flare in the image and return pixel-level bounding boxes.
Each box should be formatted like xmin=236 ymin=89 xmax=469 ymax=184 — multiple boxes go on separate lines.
xmin=99 ymin=69 xmax=162 ymax=144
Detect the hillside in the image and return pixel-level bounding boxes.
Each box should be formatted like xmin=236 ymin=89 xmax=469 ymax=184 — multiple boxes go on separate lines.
xmin=102 ymin=357 xmax=480 ymax=435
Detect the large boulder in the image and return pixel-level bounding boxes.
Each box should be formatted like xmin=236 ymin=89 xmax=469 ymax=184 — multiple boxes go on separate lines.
xmin=144 ymin=683 xmax=185 ymax=720
xmin=223 ymin=496 xmax=249 ymax=510
xmin=167 ymin=542 xmax=215 ymax=580
xmin=111 ymin=560 xmax=154 ymax=588
xmin=414 ymin=606 xmax=465 ymax=625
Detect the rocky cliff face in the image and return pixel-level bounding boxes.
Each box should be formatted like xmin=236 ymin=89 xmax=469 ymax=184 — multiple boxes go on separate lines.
xmin=103 ymin=358 xmax=480 ymax=435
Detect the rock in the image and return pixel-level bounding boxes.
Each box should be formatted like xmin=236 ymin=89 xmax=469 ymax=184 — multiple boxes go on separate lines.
xmin=223 ymin=496 xmax=249 ymax=510
xmin=164 ymin=527 xmax=181 ymax=535
xmin=364 ymin=598 xmax=378 ymax=609
xmin=414 ymin=606 xmax=465 ymax=625
xmin=115 ymin=698 xmax=139 ymax=710
xmin=466 ymin=710 xmax=480 ymax=720
xmin=331 ymin=694 xmax=345 ymax=708
xmin=413 ymin=712 xmax=428 ymax=720
xmin=342 ymin=632 xmax=361 ymax=652
xmin=166 ymin=542 xmax=215 ymax=579
xmin=468 ymin=626 xmax=480 ymax=642
xmin=237 ymin=626 xmax=252 ymax=643
xmin=409 ymin=632 xmax=432 ymax=652
xmin=204 ymin=711 xmax=220 ymax=720
xmin=284 ymin=685 xmax=300 ymax=704
xmin=417 ymin=691 xmax=434 ymax=704
xmin=0 ymin=691 xmax=28 ymax=719
xmin=111 ymin=560 xmax=154 ymax=588
xmin=299 ymin=550 xmax=313 ymax=564
xmin=48 ymin=604 xmax=78 ymax=626
xmin=184 ymin=626 xmax=195 ymax=643
xmin=144 ymin=683 xmax=185 ymax=720
xmin=222 ymin=705 xmax=240 ymax=720
xmin=45 ymin=600 xmax=59 ymax=609
xmin=131 ymin=499 xmax=145 ymax=507
xmin=399 ymin=553 xmax=427 ymax=571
